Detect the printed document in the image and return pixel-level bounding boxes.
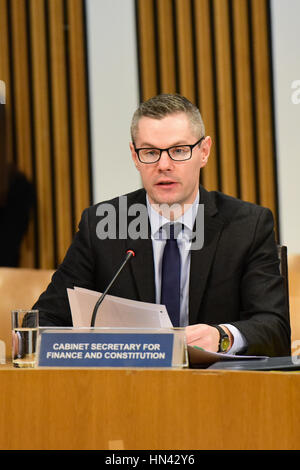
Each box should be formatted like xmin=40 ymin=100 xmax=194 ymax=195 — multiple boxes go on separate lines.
xmin=67 ymin=287 xmax=173 ymax=328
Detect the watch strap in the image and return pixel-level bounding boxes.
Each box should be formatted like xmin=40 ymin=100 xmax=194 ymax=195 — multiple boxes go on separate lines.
xmin=214 ymin=325 xmax=230 ymax=353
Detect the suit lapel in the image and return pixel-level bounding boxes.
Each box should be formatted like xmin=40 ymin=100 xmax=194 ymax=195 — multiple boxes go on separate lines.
xmin=189 ymin=187 xmax=225 ymax=324
xmin=126 ymin=235 xmax=155 ymax=304
xmin=124 ymin=190 xmax=156 ymax=304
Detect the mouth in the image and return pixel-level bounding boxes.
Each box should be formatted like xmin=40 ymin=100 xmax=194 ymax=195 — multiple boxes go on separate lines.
xmin=156 ymin=180 xmax=178 ymax=187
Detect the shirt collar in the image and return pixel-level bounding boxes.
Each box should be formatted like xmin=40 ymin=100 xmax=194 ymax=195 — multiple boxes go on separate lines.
xmin=146 ymin=191 xmax=200 ymax=239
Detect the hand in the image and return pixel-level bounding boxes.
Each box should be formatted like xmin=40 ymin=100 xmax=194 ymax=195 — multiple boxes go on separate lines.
xmin=185 ymin=324 xmax=219 ymax=352
xmin=185 ymin=324 xmax=233 ymax=353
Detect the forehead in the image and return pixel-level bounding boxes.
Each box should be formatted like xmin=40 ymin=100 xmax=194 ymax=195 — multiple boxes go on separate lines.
xmin=135 ymin=112 xmax=196 ymax=147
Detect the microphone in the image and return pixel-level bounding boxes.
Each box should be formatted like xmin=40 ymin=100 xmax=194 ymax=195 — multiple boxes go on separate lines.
xmin=90 ymin=249 xmax=136 ymax=327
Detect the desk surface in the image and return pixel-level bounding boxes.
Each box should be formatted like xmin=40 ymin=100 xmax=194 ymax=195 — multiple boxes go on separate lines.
xmin=0 ymin=364 xmax=299 ymax=450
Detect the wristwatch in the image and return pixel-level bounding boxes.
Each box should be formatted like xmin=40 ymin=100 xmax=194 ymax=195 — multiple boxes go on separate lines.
xmin=214 ymin=325 xmax=230 ymax=353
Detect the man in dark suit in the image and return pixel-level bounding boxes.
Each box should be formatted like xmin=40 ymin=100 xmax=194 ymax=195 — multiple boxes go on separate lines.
xmin=33 ymin=94 xmax=290 ymax=357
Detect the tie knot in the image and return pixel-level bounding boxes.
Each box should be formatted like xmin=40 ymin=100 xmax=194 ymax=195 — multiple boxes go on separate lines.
xmin=162 ymin=223 xmax=183 ymax=240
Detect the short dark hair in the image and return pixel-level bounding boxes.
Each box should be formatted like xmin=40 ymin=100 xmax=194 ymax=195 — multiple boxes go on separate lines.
xmin=130 ymin=94 xmax=205 ymax=142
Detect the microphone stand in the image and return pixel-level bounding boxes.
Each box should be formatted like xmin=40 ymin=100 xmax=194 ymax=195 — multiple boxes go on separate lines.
xmin=90 ymin=250 xmax=135 ymax=327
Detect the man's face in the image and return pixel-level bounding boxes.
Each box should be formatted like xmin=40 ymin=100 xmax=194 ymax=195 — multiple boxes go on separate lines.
xmin=130 ymin=112 xmax=211 ymax=212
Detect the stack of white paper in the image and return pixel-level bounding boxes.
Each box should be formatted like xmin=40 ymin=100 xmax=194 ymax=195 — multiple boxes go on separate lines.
xmin=67 ymin=287 xmax=173 ymax=328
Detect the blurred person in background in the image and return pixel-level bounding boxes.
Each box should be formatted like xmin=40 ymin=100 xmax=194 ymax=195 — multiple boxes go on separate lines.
xmin=0 ymin=154 xmax=35 ymax=267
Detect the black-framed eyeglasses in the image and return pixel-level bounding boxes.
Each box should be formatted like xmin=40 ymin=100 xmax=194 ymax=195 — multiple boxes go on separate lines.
xmin=134 ymin=137 xmax=205 ymax=164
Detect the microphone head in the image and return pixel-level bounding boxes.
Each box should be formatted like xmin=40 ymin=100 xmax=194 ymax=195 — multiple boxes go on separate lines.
xmin=126 ymin=249 xmax=136 ymax=257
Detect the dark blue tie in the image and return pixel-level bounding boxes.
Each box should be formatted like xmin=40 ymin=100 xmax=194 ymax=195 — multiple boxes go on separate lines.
xmin=161 ymin=224 xmax=181 ymax=327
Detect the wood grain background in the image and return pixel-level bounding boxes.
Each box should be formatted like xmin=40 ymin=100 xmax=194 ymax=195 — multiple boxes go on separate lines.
xmin=0 ymin=0 xmax=91 ymax=268
xmin=0 ymin=0 xmax=280 ymax=269
xmin=136 ymin=0 xmax=279 ymax=233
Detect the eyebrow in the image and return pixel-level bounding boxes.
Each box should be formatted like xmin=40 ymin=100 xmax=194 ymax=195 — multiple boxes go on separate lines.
xmin=137 ymin=141 xmax=189 ymax=148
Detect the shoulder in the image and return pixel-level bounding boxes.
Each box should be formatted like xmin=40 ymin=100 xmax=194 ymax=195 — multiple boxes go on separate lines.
xmin=202 ymin=186 xmax=273 ymax=221
xmin=96 ymin=188 xmax=146 ymax=208
xmin=78 ymin=188 xmax=146 ymax=224
xmin=200 ymin=187 xmax=276 ymax=244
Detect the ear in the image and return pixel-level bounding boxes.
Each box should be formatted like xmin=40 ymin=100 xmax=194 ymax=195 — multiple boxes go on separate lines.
xmin=130 ymin=142 xmax=140 ymax=170
xmin=200 ymin=136 xmax=212 ymax=168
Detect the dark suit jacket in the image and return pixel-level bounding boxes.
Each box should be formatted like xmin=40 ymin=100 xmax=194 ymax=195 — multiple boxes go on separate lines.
xmin=33 ymin=186 xmax=291 ymax=356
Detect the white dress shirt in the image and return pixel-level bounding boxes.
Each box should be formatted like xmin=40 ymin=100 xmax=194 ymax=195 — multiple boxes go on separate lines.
xmin=146 ymin=192 xmax=246 ymax=354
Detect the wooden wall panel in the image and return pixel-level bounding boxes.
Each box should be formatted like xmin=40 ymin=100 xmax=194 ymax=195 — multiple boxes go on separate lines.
xmin=194 ymin=0 xmax=219 ymax=191
xmin=156 ymin=0 xmax=176 ymax=93
xmin=0 ymin=0 xmax=91 ymax=269
xmin=67 ymin=0 xmax=91 ymax=228
xmin=48 ymin=0 xmax=73 ymax=263
xmin=10 ymin=0 xmax=33 ymax=181
xmin=29 ymin=0 xmax=55 ymax=268
xmin=135 ymin=0 xmax=279 ymax=233
xmin=175 ymin=0 xmax=195 ymax=103
xmin=136 ymin=0 xmax=157 ymax=100
xmin=213 ymin=0 xmax=237 ymax=197
xmin=251 ymin=0 xmax=277 ymax=218
xmin=10 ymin=0 xmax=36 ymax=267
xmin=232 ymin=0 xmax=256 ymax=203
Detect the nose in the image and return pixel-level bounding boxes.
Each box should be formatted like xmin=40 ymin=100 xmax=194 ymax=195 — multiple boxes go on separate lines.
xmin=157 ymin=149 xmax=173 ymax=170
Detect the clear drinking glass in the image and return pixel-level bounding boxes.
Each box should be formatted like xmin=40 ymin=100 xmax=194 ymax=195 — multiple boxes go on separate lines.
xmin=11 ymin=310 xmax=39 ymax=368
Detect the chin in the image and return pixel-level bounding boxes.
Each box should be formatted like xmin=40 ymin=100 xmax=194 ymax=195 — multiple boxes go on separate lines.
xmin=151 ymin=195 xmax=179 ymax=206
xmin=149 ymin=189 xmax=179 ymax=205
